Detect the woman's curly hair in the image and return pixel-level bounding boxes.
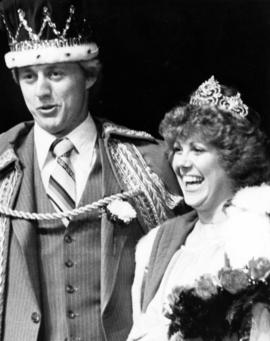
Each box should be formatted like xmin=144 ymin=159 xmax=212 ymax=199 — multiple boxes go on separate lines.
xmin=159 ymin=99 xmax=270 ymax=191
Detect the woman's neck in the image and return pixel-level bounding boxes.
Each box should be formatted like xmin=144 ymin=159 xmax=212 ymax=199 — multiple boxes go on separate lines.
xmin=197 ymin=200 xmax=229 ymax=225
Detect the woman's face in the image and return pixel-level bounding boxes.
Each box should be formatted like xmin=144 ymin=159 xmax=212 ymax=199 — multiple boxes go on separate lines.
xmin=171 ymin=137 xmax=234 ymax=215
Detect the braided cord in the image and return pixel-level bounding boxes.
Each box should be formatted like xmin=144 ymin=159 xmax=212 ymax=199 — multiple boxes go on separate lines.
xmin=0 ymin=189 xmax=140 ymax=221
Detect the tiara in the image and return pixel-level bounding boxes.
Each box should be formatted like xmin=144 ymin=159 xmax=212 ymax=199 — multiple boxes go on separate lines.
xmin=189 ymin=76 xmax=248 ymax=118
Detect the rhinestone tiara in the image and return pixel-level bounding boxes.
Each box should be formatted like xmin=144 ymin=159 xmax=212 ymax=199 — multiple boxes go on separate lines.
xmin=189 ymin=76 xmax=249 ymax=118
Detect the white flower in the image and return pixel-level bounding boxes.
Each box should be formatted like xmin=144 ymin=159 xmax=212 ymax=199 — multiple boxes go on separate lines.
xmin=106 ymin=199 xmax=137 ymax=225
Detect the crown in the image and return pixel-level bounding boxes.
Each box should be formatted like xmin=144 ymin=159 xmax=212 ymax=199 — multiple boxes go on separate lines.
xmin=1 ymin=1 xmax=99 ymax=69
xmin=189 ymin=76 xmax=248 ymax=118
xmin=3 ymin=5 xmax=79 ymax=50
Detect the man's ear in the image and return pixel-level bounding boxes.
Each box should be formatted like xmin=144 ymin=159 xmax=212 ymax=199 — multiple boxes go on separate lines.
xmin=86 ymin=77 xmax=96 ymax=90
xmin=11 ymin=68 xmax=19 ymax=84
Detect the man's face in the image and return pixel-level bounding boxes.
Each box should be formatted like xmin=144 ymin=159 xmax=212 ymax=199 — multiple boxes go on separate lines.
xmin=18 ymin=62 xmax=92 ymax=136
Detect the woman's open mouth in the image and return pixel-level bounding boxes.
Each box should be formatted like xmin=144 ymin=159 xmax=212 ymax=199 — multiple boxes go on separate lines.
xmin=182 ymin=175 xmax=204 ymax=190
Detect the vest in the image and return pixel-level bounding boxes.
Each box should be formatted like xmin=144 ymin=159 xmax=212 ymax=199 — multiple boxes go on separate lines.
xmin=34 ymin=147 xmax=105 ymax=341
xmin=141 ymin=211 xmax=197 ymax=312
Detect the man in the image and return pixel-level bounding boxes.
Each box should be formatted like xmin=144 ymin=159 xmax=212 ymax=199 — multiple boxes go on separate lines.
xmin=0 ymin=0 xmax=181 ymax=340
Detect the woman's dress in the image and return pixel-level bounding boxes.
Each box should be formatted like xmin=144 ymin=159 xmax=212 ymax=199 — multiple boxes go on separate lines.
xmin=128 ymin=185 xmax=270 ymax=341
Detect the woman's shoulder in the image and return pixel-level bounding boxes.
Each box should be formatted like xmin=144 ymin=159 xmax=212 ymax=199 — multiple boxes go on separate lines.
xmin=230 ymin=183 xmax=270 ymax=215
xmin=136 ymin=211 xmax=196 ymax=255
xmin=135 ymin=227 xmax=160 ymax=263
xmin=225 ymin=184 xmax=270 ymax=267
xmin=135 ymin=211 xmax=196 ymax=265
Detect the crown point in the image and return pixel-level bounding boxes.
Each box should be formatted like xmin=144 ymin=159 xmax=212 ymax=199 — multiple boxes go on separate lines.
xmin=18 ymin=8 xmax=25 ymax=19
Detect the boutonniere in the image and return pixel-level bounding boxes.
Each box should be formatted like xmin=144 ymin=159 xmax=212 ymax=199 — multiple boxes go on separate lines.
xmin=106 ymin=199 xmax=137 ymax=225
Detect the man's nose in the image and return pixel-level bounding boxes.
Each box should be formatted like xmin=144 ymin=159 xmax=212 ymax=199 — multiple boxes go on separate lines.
xmin=35 ymin=75 xmax=51 ymax=98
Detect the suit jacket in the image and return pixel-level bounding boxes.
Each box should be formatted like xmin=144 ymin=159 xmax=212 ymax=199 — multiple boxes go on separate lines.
xmin=0 ymin=119 xmax=181 ymax=341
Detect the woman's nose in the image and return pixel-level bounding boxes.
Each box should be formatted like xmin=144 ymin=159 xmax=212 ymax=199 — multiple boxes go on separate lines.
xmin=179 ymin=151 xmax=192 ymax=168
xmin=173 ymin=151 xmax=192 ymax=174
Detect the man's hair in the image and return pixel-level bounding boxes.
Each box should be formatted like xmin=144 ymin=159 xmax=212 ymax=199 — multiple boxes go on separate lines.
xmin=159 ymin=102 xmax=270 ymax=191
xmin=78 ymin=58 xmax=102 ymax=82
xmin=11 ymin=57 xmax=102 ymax=85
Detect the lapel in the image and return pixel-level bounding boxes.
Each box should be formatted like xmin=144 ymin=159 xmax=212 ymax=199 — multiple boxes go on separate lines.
xmin=98 ymin=137 xmax=128 ymax=315
xmin=11 ymin=129 xmax=41 ymax=308
xmin=142 ymin=210 xmax=198 ymax=311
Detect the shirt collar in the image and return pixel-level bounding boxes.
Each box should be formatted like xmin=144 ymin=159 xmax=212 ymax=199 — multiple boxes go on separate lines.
xmin=34 ymin=114 xmax=97 ymax=169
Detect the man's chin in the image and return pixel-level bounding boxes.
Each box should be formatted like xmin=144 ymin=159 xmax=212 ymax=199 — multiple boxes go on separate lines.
xmin=36 ymin=121 xmax=65 ymax=136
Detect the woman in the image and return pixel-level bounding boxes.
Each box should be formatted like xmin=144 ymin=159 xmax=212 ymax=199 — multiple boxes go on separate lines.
xmin=127 ymin=76 xmax=270 ymax=341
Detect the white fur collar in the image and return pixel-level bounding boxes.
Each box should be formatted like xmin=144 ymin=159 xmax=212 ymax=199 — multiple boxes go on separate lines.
xmin=230 ymin=183 xmax=270 ymax=215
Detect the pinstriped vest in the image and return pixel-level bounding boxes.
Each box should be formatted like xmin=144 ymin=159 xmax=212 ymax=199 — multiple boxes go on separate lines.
xmin=34 ymin=147 xmax=105 ymax=341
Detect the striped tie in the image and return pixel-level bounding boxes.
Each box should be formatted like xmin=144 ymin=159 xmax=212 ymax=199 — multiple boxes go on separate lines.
xmin=47 ymin=138 xmax=76 ymax=217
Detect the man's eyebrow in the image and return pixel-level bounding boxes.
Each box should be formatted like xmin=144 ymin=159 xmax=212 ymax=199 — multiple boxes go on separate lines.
xmin=47 ymin=64 xmax=66 ymax=71
xmin=19 ymin=67 xmax=33 ymax=73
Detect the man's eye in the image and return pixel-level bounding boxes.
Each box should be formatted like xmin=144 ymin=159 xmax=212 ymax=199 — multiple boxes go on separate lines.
xmin=19 ymin=73 xmax=36 ymax=83
xmin=50 ymin=71 xmax=63 ymax=79
xmin=22 ymin=73 xmax=34 ymax=80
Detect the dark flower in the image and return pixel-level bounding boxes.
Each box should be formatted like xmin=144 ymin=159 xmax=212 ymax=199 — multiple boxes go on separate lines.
xmin=165 ymin=286 xmax=188 ymax=316
xmin=218 ymin=268 xmax=250 ymax=294
xmin=194 ymin=274 xmax=219 ymax=300
xmin=248 ymin=257 xmax=270 ymax=281
xmin=165 ymin=285 xmax=231 ymax=340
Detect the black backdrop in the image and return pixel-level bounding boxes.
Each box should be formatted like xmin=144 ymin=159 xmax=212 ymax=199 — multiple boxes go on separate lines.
xmin=0 ymin=0 xmax=270 ymax=137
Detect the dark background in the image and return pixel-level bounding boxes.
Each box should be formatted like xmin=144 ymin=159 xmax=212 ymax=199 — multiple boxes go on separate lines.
xmin=0 ymin=0 xmax=270 ymax=138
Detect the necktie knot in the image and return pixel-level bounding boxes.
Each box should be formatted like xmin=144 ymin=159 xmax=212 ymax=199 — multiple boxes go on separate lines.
xmin=51 ymin=138 xmax=74 ymax=158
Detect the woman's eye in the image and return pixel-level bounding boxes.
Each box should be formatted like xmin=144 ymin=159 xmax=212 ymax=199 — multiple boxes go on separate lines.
xmin=173 ymin=146 xmax=182 ymax=153
xmin=193 ymin=146 xmax=205 ymax=153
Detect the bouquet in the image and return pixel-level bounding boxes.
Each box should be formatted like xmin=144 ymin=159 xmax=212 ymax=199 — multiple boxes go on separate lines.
xmin=164 ymin=255 xmax=270 ymax=341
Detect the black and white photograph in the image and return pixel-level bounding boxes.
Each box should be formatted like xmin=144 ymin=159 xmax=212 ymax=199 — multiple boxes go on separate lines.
xmin=0 ymin=0 xmax=270 ymax=340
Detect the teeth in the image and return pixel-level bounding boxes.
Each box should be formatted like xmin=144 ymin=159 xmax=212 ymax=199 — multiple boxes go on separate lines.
xmin=183 ymin=175 xmax=203 ymax=185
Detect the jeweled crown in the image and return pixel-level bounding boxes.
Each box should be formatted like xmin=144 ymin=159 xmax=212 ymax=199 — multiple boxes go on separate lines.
xmin=189 ymin=76 xmax=249 ymax=118
xmin=0 ymin=0 xmax=99 ymax=69
xmin=2 ymin=5 xmax=79 ymax=51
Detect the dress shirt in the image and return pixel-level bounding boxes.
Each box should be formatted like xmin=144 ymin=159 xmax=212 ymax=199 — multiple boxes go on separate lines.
xmin=34 ymin=114 xmax=97 ymax=205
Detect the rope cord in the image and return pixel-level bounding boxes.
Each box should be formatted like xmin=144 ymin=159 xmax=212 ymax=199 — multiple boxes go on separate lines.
xmin=0 ymin=188 xmax=141 ymax=221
